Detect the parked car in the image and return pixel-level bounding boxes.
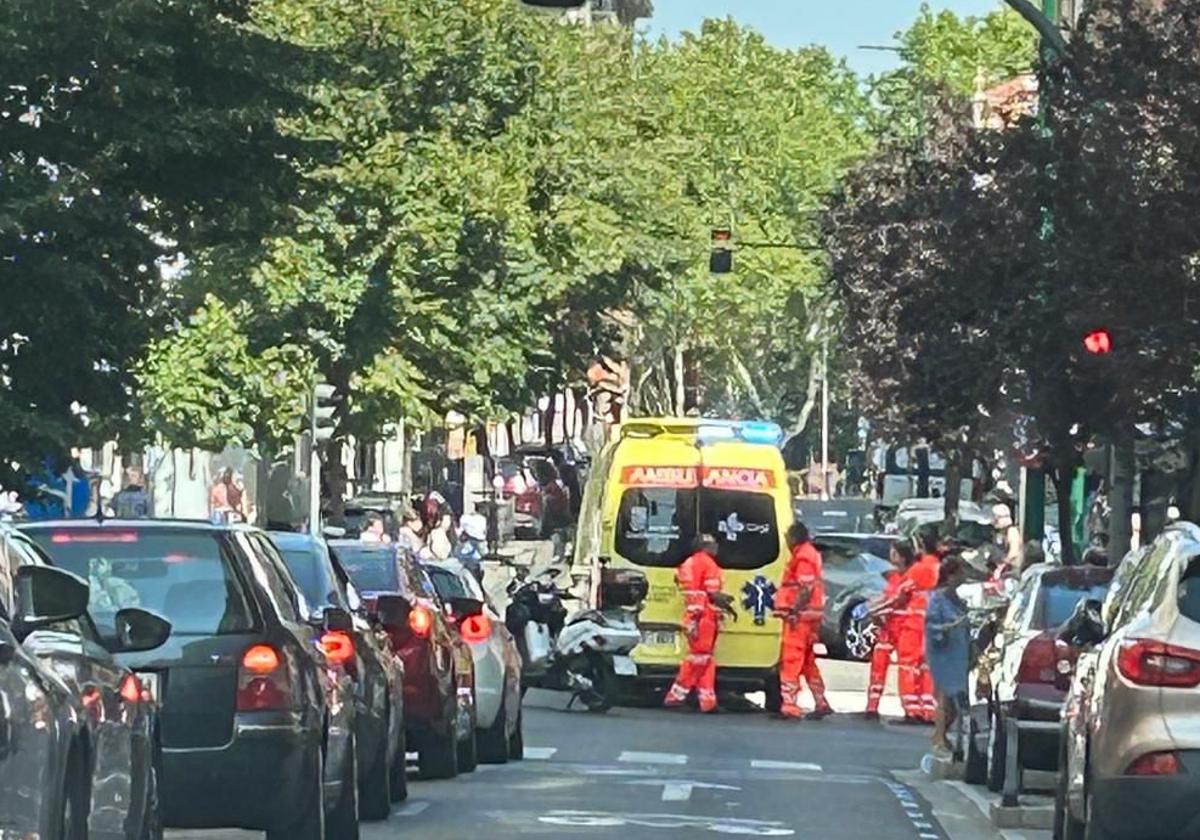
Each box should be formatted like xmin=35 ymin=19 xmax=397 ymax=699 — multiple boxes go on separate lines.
xmin=3 ymin=524 xmax=171 ymax=840
xmin=24 ymin=520 xmax=361 ymax=840
xmin=422 ymin=558 xmax=524 ymax=763
xmin=269 ymin=531 xmax=409 ymax=813
xmin=964 ymin=563 xmax=1113 ymax=793
xmin=329 ymin=540 xmax=478 ymax=779
xmin=342 ymin=496 xmax=403 ymax=540
xmin=513 ymin=442 xmax=588 ymax=518
xmin=813 ymin=533 xmax=898 ymax=660
xmin=1056 ymin=523 xmax=1200 ymax=840
xmin=495 ymin=456 xmax=570 ymax=538
xmin=0 ymin=554 xmax=93 ymax=840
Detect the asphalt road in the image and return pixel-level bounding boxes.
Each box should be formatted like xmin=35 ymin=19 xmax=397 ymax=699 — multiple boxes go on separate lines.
xmin=168 ymin=684 xmax=1007 ymax=840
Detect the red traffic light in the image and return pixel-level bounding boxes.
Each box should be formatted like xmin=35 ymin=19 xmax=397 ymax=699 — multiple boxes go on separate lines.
xmin=1083 ymin=329 xmax=1113 ymax=355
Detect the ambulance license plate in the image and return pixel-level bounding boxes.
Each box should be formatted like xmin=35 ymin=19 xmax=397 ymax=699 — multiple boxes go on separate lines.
xmin=642 ymin=630 xmax=676 ymax=648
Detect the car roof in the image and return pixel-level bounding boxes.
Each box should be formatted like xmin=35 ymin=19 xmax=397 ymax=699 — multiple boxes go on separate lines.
xmin=268 ymin=530 xmax=322 ymax=550
xmin=21 ymin=517 xmax=232 ymax=533
xmin=327 ymin=539 xmax=396 ymax=552
xmin=816 ymin=532 xmax=897 ymax=541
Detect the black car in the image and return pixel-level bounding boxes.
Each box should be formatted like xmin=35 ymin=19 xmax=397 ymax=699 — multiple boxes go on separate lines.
xmin=24 ymin=520 xmax=361 ymax=840
xmin=0 ymin=543 xmax=94 ymax=840
xmin=269 ymin=531 xmax=409 ymax=812
xmin=2 ymin=523 xmax=170 ymax=840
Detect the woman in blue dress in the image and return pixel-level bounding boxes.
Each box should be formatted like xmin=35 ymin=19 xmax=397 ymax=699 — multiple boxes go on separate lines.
xmin=925 ymin=556 xmax=970 ymax=754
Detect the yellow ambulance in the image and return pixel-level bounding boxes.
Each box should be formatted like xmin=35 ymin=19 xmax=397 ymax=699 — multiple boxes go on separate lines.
xmin=573 ymin=417 xmax=794 ymax=696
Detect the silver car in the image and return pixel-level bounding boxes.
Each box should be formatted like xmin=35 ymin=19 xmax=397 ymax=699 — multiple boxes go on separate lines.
xmin=422 ymin=559 xmax=524 ymax=763
xmin=1057 ymin=523 xmax=1200 ymax=839
xmin=812 ymin=533 xmax=897 ymax=660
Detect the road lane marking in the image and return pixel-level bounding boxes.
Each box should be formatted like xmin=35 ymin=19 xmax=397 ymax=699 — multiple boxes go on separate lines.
xmin=523 ymin=747 xmax=558 ymax=760
xmin=662 ymin=783 xmax=692 ymax=802
xmin=619 ymin=751 xmax=688 ymax=765
xmin=624 ymin=779 xmax=741 ymax=802
xmin=393 ymin=801 xmax=429 ymax=817
xmin=750 ymin=760 xmax=823 ymax=772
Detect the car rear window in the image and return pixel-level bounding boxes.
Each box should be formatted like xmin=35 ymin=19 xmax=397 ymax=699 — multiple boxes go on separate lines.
xmin=616 ymin=487 xmax=698 ymax=568
xmin=1178 ymin=556 xmax=1200 ymax=622
xmin=424 ymin=564 xmax=484 ymax=603
xmin=1033 ymin=579 xmax=1112 ymax=629
xmin=700 ymin=490 xmax=780 ymax=571
xmin=277 ymin=546 xmax=339 ymax=609
xmin=27 ymin=528 xmax=254 ymax=636
xmin=331 ymin=543 xmax=402 ymax=594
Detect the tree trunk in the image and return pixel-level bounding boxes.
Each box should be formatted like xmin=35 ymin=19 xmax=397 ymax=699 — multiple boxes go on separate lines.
xmin=789 ymin=349 xmax=823 ymax=439
xmin=544 ymin=392 xmax=557 ymax=447
xmin=731 ymin=351 xmax=767 ymax=418
xmin=1109 ymin=436 xmax=1136 ymax=565
xmin=1053 ymin=465 xmax=1077 ymax=565
xmin=943 ymin=447 xmax=963 ymax=535
xmin=672 ymin=345 xmax=685 ymax=417
xmin=323 ymin=443 xmax=349 ymax=526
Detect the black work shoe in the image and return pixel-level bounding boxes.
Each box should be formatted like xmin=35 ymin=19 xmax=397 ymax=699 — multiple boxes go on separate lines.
xmin=861 ymin=711 xmax=881 ymax=721
xmin=806 ymin=706 xmax=834 ymax=721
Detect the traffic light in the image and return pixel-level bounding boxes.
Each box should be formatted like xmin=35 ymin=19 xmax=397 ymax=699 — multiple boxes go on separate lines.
xmin=710 ymin=227 xmax=732 ymax=274
xmin=1083 ymin=328 xmax=1113 ymax=355
xmin=312 ymin=380 xmax=338 ymax=444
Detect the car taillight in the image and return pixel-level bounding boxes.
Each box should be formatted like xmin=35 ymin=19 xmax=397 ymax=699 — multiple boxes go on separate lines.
xmin=119 ymin=674 xmax=143 ymax=704
xmin=321 ymin=631 xmax=355 ymax=666
xmin=1126 ymin=751 xmax=1182 ymax=776
xmin=409 ymin=606 xmax=432 ymax=639
xmin=1018 ymin=637 xmax=1058 ymax=684
xmin=460 ymin=614 xmax=491 ymax=645
xmin=237 ymin=644 xmax=291 ymax=711
xmin=1117 ymin=639 xmax=1200 ymax=688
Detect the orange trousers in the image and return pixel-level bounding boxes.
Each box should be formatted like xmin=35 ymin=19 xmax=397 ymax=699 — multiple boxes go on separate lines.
xmin=897 ymin=622 xmax=936 ymax=721
xmin=665 ymin=611 xmax=719 ymax=712
xmin=866 ymin=623 xmax=897 ymax=714
xmin=779 ymin=620 xmax=828 ymax=717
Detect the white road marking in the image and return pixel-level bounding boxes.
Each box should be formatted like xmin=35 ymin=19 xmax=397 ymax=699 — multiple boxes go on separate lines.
xmin=750 ymin=760 xmax=823 ymax=772
xmin=523 ymin=747 xmax=558 ymax=760
xmin=393 ymin=801 xmax=429 ymax=817
xmin=619 ymin=751 xmax=688 ymax=765
xmin=662 ymin=782 xmax=692 ymax=802
xmin=624 ymin=779 xmax=741 ymax=802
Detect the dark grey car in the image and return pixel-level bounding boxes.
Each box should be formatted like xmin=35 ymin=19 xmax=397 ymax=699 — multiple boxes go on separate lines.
xmin=813 ymin=533 xmax=898 ymax=660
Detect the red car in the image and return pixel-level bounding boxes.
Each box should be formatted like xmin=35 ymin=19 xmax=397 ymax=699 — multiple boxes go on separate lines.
xmin=330 ymin=540 xmax=478 ymax=779
xmin=496 ymin=456 xmax=570 ymax=538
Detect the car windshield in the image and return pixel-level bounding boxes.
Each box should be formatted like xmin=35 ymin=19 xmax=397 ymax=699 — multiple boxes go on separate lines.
xmin=424 ymin=564 xmax=484 ymax=602
xmin=27 ymin=528 xmax=254 ymax=636
xmin=330 ymin=543 xmax=402 ymax=593
xmin=1033 ymin=580 xmax=1113 ymax=629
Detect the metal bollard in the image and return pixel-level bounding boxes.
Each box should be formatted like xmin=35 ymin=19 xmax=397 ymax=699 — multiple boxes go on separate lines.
xmin=1002 ymin=715 xmax=1021 ymax=808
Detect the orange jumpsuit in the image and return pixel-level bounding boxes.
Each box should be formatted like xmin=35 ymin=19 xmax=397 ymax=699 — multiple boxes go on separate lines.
xmin=897 ymin=553 xmax=940 ymax=721
xmin=866 ymin=571 xmax=903 ymax=715
xmin=775 ymin=541 xmax=829 ymax=718
xmin=664 ymin=550 xmax=724 ymax=712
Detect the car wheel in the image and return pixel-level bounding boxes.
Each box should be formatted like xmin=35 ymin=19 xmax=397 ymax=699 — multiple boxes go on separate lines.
xmin=986 ymin=707 xmax=1007 ymax=794
xmin=267 ymin=748 xmax=324 ymax=840
xmin=963 ymin=712 xmax=987 ymax=785
xmin=390 ymin=726 xmax=409 ymax=802
xmin=326 ymin=736 xmax=359 ymax=840
xmin=359 ymin=730 xmax=392 ymax=821
xmin=477 ymin=692 xmax=511 ymax=765
xmin=508 ymin=707 xmax=525 ymax=760
xmin=1083 ymin=785 xmax=1111 ymax=840
xmin=418 ymin=725 xmax=459 ymax=780
xmin=841 ymin=606 xmax=877 ymax=662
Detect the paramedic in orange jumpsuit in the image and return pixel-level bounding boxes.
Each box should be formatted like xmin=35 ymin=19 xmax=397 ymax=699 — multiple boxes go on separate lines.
xmin=774 ymin=522 xmax=833 ymax=720
xmin=896 ymin=534 xmax=941 ymax=723
xmin=664 ymin=534 xmax=725 ymax=713
xmin=865 ymin=540 xmax=918 ymax=719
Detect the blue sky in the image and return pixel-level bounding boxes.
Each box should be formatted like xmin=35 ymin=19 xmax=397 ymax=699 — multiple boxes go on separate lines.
xmin=644 ymin=0 xmax=1008 ymax=75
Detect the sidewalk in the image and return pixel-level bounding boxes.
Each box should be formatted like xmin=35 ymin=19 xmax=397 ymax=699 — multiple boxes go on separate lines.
xmin=894 ymin=769 xmax=1052 ymax=840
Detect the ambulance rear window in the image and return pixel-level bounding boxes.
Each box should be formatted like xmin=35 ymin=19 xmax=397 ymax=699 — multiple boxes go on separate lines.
xmin=616 ymin=487 xmax=698 ymax=568
xmin=701 ymin=490 xmax=780 ymax=570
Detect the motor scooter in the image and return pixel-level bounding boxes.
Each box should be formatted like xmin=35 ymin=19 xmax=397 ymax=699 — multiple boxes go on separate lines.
xmin=505 ymin=564 xmax=647 ymax=712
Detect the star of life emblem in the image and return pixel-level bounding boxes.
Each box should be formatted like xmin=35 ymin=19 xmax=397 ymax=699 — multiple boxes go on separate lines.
xmin=741 ymin=575 xmax=777 ymax=626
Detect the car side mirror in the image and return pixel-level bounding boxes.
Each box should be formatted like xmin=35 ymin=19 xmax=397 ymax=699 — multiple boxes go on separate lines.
xmin=112 ymin=608 xmax=172 ymax=653
xmin=375 ymin=594 xmax=412 ymax=628
xmin=1059 ymin=598 xmax=1106 ymax=646
xmin=447 ymin=597 xmax=484 ymax=620
xmin=14 ymin=565 xmax=89 ymax=637
xmin=323 ymin=606 xmax=354 ymax=633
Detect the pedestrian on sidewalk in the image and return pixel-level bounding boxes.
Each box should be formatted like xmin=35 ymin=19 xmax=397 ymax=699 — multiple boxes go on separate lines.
xmin=895 ymin=533 xmax=940 ymax=724
xmin=111 ymin=466 xmax=150 ymax=519
xmin=863 ymin=540 xmax=917 ymax=720
xmin=925 ymin=557 xmax=971 ymax=756
xmin=774 ymin=522 xmax=833 ymax=721
xmin=664 ymin=533 xmax=726 ymax=713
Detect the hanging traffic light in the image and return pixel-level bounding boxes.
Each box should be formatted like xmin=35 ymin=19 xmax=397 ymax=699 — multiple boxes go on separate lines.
xmin=710 ymin=227 xmax=733 ymax=275
xmin=312 ymin=379 xmax=339 ymax=444
xmin=1083 ymin=329 xmax=1113 ymax=355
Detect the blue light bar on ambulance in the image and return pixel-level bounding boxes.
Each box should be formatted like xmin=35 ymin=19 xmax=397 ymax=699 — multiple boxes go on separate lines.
xmin=697 ymin=421 xmax=783 ymax=447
